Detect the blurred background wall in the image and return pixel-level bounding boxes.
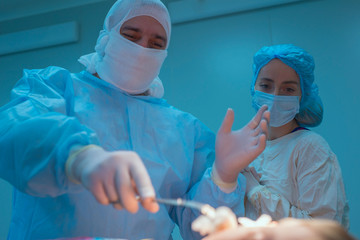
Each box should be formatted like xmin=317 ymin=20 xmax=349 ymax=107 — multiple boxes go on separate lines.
xmin=0 ymin=0 xmax=359 ymax=239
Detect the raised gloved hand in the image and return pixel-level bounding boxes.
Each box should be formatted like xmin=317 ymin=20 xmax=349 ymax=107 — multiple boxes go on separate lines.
xmin=214 ymin=105 xmax=269 ymax=185
xmin=66 ymin=145 xmax=159 ymax=213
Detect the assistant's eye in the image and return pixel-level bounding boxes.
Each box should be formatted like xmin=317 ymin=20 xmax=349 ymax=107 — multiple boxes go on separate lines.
xmin=281 ymin=85 xmax=299 ymax=95
xmin=259 ymin=84 xmax=270 ymax=89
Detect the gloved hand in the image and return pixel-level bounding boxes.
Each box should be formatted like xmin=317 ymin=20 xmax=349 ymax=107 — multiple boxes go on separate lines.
xmin=66 ymin=145 xmax=159 ymax=213
xmin=214 ymin=105 xmax=269 ymax=184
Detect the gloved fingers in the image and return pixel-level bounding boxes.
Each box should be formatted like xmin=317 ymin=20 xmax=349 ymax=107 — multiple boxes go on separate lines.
xmin=129 ymin=180 xmax=158 ymax=213
xmin=90 ymin=181 xmax=109 ymax=205
xmin=112 ymin=202 xmax=124 ymax=210
xmin=252 ymin=117 xmax=268 ymax=140
xmin=218 ymin=108 xmax=234 ymax=134
xmin=140 ymin=196 xmax=159 ymax=213
xmin=248 ymin=105 xmax=268 ymax=130
xmin=252 ymin=124 xmax=261 ymax=137
xmin=255 ymin=133 xmax=267 ymax=155
xmin=104 ymin=174 xmax=121 ymax=204
xmin=108 ymin=178 xmax=127 ymax=210
xmin=129 ymin=158 xmax=159 ymax=213
xmin=115 ymin=166 xmax=139 ymax=213
xmin=262 ymin=109 xmax=270 ymax=123
xmin=260 ymin=119 xmax=268 ymax=137
xmin=251 ymin=119 xmax=267 ymax=142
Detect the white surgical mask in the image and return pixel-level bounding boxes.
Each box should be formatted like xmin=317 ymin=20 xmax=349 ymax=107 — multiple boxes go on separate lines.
xmin=95 ymin=26 xmax=167 ymax=94
xmin=252 ymin=90 xmax=300 ymax=127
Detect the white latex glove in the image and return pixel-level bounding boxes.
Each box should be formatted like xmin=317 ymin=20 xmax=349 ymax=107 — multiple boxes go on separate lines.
xmin=67 ymin=145 xmax=159 ymax=213
xmin=214 ymin=105 xmax=269 ymax=184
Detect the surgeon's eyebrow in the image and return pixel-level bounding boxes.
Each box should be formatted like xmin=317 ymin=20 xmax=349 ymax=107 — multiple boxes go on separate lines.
xmin=122 ymin=26 xmax=141 ymax=32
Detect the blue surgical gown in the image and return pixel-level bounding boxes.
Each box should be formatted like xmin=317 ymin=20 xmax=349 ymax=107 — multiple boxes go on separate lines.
xmin=0 ymin=66 xmax=245 ymax=240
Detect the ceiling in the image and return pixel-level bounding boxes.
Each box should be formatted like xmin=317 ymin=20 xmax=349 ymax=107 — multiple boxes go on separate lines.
xmin=0 ymin=0 xmax=107 ymax=22
xmin=165 ymin=0 xmax=305 ymax=24
xmin=0 ymin=0 xmax=304 ymax=23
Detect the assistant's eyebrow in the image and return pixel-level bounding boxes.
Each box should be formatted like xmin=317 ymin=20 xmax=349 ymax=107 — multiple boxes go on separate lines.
xmin=283 ymin=80 xmax=300 ymax=85
xmin=259 ymin=78 xmax=274 ymax=82
xmin=260 ymin=78 xmax=299 ymax=85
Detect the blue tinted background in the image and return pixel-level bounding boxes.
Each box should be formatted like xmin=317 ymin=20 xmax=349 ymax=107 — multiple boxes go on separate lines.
xmin=0 ymin=0 xmax=359 ymax=239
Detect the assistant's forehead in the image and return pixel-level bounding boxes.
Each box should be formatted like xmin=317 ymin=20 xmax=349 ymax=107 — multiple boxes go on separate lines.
xmin=260 ymin=59 xmax=295 ymax=72
xmin=257 ymin=59 xmax=300 ymax=82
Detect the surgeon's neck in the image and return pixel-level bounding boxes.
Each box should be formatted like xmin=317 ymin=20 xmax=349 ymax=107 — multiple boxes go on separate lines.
xmin=268 ymin=119 xmax=299 ymax=140
xmin=93 ymin=72 xmax=148 ymax=96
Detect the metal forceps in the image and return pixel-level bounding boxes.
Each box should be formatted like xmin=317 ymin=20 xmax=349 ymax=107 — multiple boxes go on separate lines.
xmin=154 ymin=197 xmax=216 ymax=218
xmin=111 ymin=196 xmax=216 ymax=218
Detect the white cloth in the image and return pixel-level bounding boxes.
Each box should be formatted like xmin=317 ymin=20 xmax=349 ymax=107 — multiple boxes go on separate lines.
xmin=245 ymin=129 xmax=349 ymax=229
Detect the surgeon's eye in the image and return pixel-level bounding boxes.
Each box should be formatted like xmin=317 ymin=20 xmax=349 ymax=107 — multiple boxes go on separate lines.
xmin=121 ymin=32 xmax=138 ymax=42
xmin=148 ymin=36 xmax=166 ymax=50
xmin=149 ymin=40 xmax=165 ymax=50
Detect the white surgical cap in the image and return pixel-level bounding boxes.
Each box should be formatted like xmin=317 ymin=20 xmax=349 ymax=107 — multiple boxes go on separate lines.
xmin=78 ymin=0 xmax=171 ymax=98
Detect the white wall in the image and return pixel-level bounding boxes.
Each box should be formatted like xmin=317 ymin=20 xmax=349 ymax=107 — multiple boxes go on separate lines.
xmin=0 ymin=0 xmax=359 ymax=239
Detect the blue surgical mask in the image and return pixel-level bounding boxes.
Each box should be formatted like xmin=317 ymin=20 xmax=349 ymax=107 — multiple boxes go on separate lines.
xmin=252 ymin=90 xmax=300 ymax=127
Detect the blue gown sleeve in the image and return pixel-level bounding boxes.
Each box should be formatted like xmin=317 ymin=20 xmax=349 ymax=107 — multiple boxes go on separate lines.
xmin=171 ymin=119 xmax=246 ymax=239
xmin=0 ymin=67 xmax=98 ymax=197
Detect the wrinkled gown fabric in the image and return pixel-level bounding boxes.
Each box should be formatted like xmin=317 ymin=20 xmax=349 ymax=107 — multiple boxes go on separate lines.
xmin=245 ymin=129 xmax=349 ymax=228
xmin=0 ymin=66 xmax=245 ymax=240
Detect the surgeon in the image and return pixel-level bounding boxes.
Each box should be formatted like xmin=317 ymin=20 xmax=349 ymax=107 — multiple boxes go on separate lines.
xmin=242 ymin=44 xmax=349 ymax=228
xmin=0 ymin=0 xmax=269 ymax=239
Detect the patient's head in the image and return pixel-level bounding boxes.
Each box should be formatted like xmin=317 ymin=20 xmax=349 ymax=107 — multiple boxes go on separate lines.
xmin=202 ymin=218 xmax=355 ymax=240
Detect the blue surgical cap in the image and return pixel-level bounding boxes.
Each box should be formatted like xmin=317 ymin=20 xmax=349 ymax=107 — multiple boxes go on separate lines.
xmin=251 ymin=44 xmax=323 ymax=127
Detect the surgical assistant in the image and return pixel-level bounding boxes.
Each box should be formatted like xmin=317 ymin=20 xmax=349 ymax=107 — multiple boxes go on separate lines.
xmin=243 ymin=44 xmax=349 ymax=228
xmin=0 ymin=0 xmax=269 ymax=239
